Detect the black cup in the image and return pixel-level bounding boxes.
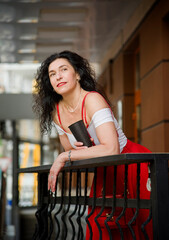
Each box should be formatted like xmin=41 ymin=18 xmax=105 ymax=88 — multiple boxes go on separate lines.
xmin=68 ymin=120 xmax=93 ymax=147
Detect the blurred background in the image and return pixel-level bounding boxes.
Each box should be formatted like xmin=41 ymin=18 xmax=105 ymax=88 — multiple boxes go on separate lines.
xmin=0 ymin=0 xmax=169 ymax=239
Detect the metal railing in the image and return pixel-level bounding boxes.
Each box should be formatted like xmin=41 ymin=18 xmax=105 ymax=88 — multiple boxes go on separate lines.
xmin=17 ymin=153 xmax=169 ymax=240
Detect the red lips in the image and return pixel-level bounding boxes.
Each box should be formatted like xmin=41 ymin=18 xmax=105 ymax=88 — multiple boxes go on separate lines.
xmin=57 ymin=82 xmax=66 ymax=87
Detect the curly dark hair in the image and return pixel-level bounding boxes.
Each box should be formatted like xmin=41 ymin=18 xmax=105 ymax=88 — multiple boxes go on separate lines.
xmin=33 ymin=50 xmax=110 ymax=134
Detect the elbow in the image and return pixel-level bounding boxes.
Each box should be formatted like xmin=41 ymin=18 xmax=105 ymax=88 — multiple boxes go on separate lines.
xmin=110 ymin=147 xmax=120 ymax=155
xmin=105 ymin=143 xmax=120 ymax=156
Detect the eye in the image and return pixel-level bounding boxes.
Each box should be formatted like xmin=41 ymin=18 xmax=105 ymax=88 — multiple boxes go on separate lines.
xmin=49 ymin=73 xmax=55 ymax=77
xmin=62 ymin=67 xmax=67 ymax=72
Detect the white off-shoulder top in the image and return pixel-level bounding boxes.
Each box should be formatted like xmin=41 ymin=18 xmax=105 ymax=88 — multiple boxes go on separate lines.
xmin=53 ymin=108 xmax=127 ymax=153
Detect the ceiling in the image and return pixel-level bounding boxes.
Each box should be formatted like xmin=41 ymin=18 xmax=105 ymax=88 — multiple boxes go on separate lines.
xmin=0 ymin=0 xmax=142 ymax=66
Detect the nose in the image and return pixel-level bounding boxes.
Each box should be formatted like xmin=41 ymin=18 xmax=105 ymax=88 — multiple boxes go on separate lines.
xmin=56 ymin=71 xmax=62 ymax=80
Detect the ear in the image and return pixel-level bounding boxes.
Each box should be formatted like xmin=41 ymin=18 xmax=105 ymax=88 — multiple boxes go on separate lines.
xmin=76 ymin=73 xmax=80 ymax=81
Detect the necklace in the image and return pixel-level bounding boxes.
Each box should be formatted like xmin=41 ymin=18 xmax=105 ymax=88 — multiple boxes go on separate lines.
xmin=65 ymin=90 xmax=82 ymax=113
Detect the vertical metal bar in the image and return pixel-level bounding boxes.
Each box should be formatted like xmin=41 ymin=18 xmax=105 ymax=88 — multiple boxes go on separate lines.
xmin=61 ymin=170 xmax=73 ymax=239
xmin=33 ymin=174 xmax=41 ymax=239
xmin=128 ymin=163 xmax=140 ymax=239
xmin=12 ymin=120 xmax=20 ymax=240
xmin=77 ymin=169 xmax=88 ymax=240
xmin=94 ymin=166 xmax=107 ymax=240
xmin=151 ymin=156 xmax=169 ymax=240
xmin=0 ymin=171 xmax=6 ymax=238
xmin=40 ymin=202 xmax=49 ymax=239
xmin=39 ymin=173 xmax=49 ymax=240
xmin=48 ymin=189 xmax=56 ymax=239
xmin=69 ymin=170 xmax=79 ymax=240
xmin=104 ymin=165 xmax=117 ymax=240
xmin=33 ymin=172 xmax=48 ymax=240
xmin=77 ymin=171 xmax=83 ymax=240
xmin=85 ymin=167 xmax=97 ymax=240
xmin=115 ymin=164 xmax=128 ymax=240
xmin=141 ymin=208 xmax=152 ymax=240
xmin=40 ymin=140 xmax=43 ymax=165
xmin=54 ymin=171 xmax=65 ymax=240
xmin=141 ymin=164 xmax=152 ymax=240
xmin=46 ymin=175 xmax=59 ymax=240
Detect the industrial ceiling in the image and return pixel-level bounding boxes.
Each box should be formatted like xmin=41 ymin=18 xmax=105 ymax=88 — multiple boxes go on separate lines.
xmin=0 ymin=0 xmax=142 ymax=65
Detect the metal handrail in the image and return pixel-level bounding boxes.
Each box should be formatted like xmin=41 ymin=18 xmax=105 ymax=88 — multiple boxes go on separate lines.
xmin=17 ymin=153 xmax=169 ymax=240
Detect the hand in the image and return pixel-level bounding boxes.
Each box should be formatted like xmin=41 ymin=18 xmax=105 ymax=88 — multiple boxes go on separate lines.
xmin=74 ymin=141 xmax=88 ymax=150
xmin=48 ymin=152 xmax=66 ymax=192
xmin=74 ymin=138 xmax=94 ymax=149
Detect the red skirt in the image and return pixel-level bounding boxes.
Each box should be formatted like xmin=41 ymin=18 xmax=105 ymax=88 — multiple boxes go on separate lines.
xmin=86 ymin=139 xmax=153 ymax=240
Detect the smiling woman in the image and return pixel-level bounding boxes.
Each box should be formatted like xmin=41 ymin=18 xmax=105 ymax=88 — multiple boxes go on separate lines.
xmin=32 ymin=50 xmax=153 ymax=240
xmin=48 ymin=58 xmax=81 ymax=98
xmin=33 ymin=51 xmax=100 ymax=134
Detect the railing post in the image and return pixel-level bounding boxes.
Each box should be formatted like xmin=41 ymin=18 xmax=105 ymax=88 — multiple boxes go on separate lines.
xmin=12 ymin=120 xmax=19 ymax=240
xmin=151 ymin=156 xmax=169 ymax=239
xmin=36 ymin=172 xmax=48 ymax=239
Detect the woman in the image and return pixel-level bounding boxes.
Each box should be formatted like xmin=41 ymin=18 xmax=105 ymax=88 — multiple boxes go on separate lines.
xmin=33 ymin=50 xmax=153 ymax=239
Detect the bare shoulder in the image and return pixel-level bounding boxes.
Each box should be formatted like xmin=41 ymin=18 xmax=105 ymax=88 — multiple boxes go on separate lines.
xmin=85 ymin=92 xmax=109 ymax=117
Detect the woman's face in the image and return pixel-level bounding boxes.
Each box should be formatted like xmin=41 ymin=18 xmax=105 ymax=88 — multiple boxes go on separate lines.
xmin=48 ymin=58 xmax=79 ymax=95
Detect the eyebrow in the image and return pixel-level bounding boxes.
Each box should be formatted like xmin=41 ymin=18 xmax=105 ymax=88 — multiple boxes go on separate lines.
xmin=49 ymin=64 xmax=68 ymax=74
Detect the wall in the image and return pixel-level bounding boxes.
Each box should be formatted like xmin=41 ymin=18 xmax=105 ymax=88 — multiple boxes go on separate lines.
xmin=140 ymin=0 xmax=169 ymax=151
xmin=98 ymin=0 xmax=169 ymax=152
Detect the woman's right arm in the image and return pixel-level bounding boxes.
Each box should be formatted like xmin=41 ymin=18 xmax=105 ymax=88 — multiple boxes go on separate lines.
xmin=59 ymin=134 xmax=73 ymax=151
xmin=59 ymin=134 xmax=85 ymax=151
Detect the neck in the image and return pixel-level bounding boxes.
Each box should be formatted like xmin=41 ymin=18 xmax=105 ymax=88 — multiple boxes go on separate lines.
xmin=63 ymin=87 xmax=82 ymax=113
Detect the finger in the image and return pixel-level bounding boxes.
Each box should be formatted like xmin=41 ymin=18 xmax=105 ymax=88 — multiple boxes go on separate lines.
xmin=48 ymin=173 xmax=53 ymax=191
xmin=51 ymin=175 xmax=57 ymax=192
xmin=74 ymin=141 xmax=83 ymax=147
xmin=75 ymin=146 xmax=88 ymax=150
xmin=48 ymin=171 xmax=56 ymax=191
xmin=90 ymin=138 xmax=94 ymax=142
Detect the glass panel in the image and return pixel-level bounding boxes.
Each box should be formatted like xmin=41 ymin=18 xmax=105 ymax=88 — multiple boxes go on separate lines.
xmin=0 ymin=63 xmax=40 ymax=94
xmin=0 ymin=119 xmax=60 ymax=208
xmin=42 ymin=143 xmax=59 ymax=165
xmin=18 ymin=119 xmax=41 ymax=141
xmin=18 ymin=173 xmax=38 ymax=207
xmin=117 ymin=100 xmax=123 ymax=129
xmin=42 ymin=125 xmax=59 ymax=165
xmin=18 ymin=142 xmax=40 ymax=207
xmin=19 ymin=143 xmax=41 ymax=168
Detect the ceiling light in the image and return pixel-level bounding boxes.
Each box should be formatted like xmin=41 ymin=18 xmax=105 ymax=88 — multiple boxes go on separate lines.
xmin=19 ymin=35 xmax=37 ymax=40
xmin=18 ymin=0 xmax=41 ymax=2
xmin=17 ymin=18 xmax=38 ymax=23
xmin=18 ymin=49 xmax=36 ymax=54
xmin=19 ymin=60 xmax=39 ymax=64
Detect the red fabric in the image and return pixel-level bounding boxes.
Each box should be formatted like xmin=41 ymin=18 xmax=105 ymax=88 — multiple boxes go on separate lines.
xmin=56 ymin=91 xmax=95 ymax=130
xmin=81 ymin=91 xmax=96 ymax=127
xmin=56 ymin=103 xmax=67 ymax=132
xmin=86 ymin=139 xmax=153 ymax=240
